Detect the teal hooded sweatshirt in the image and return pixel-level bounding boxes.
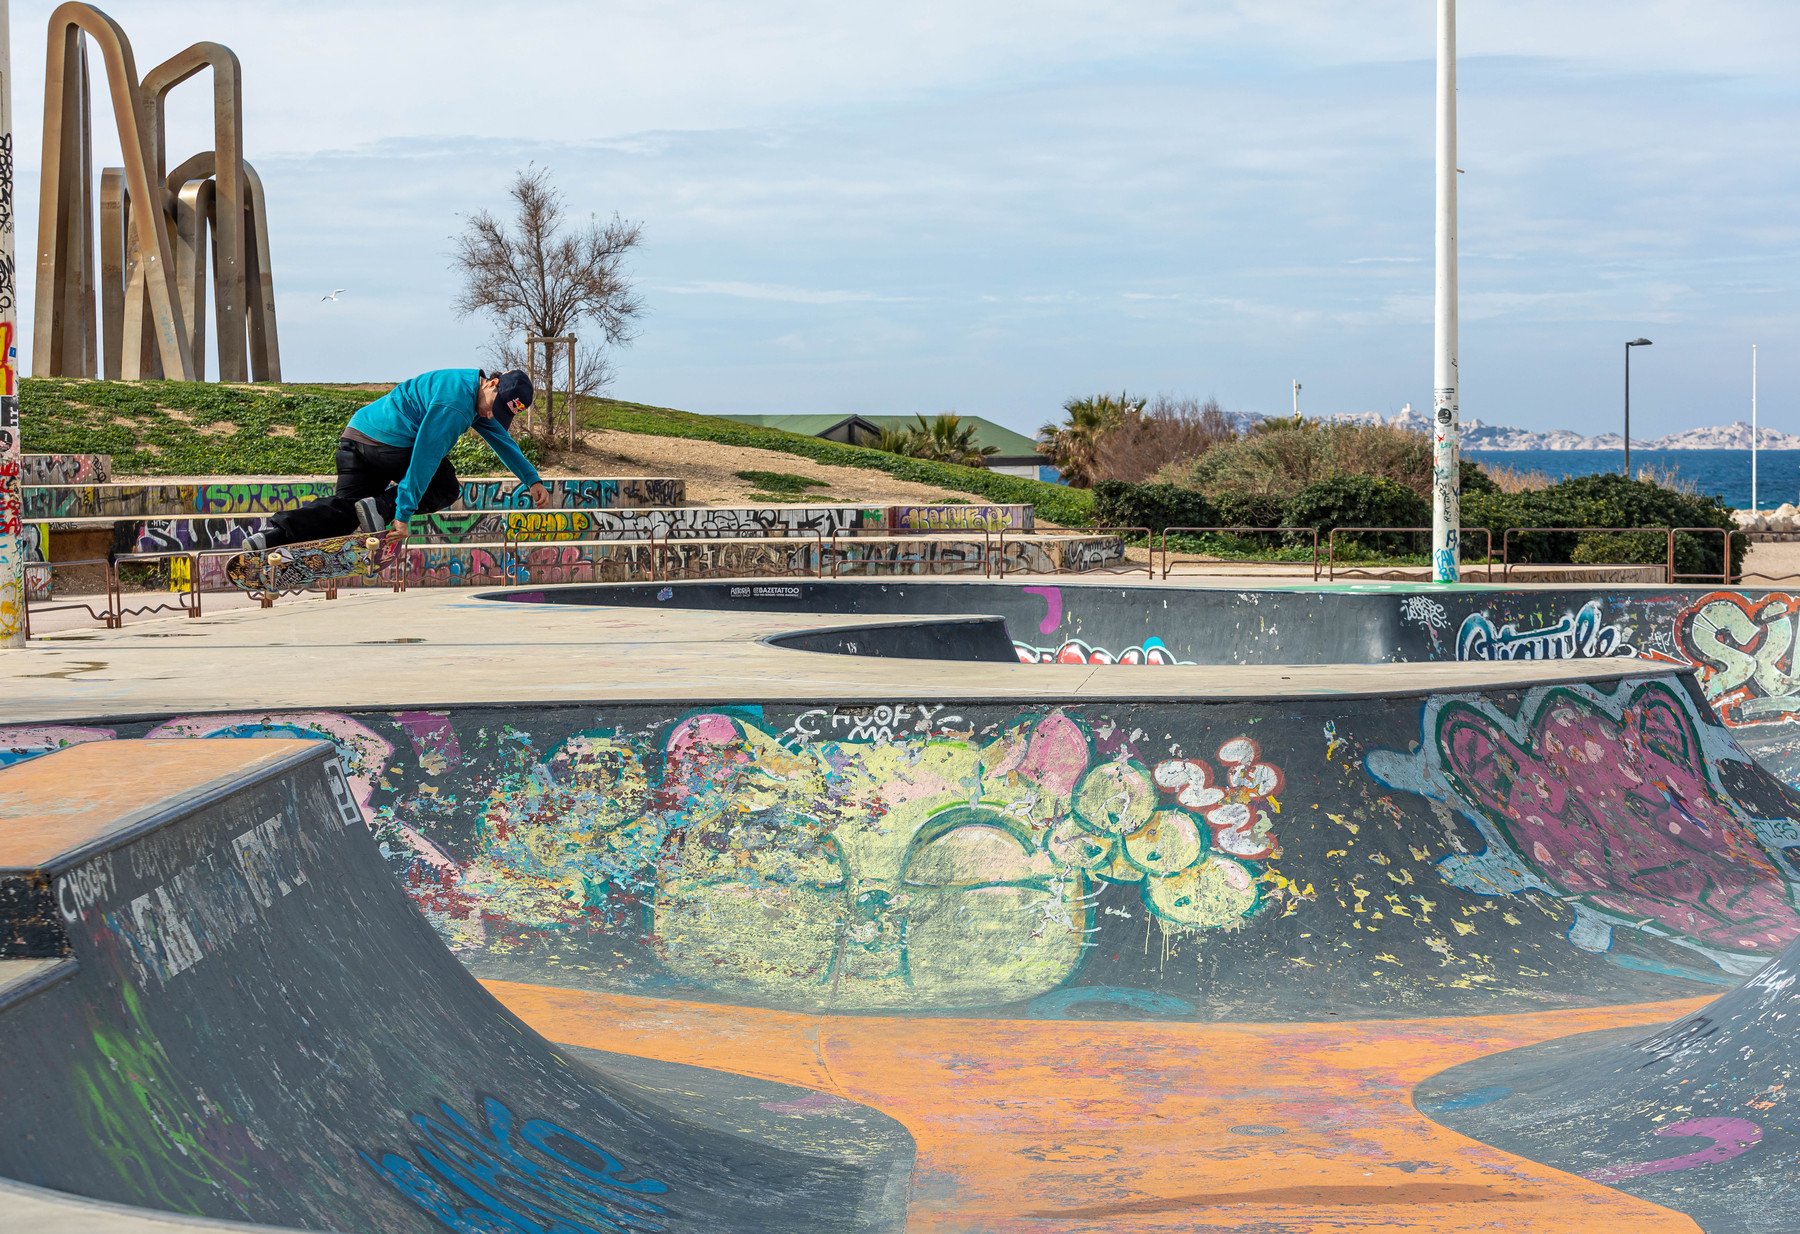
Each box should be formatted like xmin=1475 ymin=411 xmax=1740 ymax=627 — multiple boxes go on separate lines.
xmin=346 ymin=368 xmax=542 ymax=522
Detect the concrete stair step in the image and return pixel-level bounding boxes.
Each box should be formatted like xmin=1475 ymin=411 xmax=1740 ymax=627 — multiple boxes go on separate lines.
xmin=20 ymin=452 xmax=111 ymax=484
xmin=22 ymin=475 xmax=684 ymax=519
xmin=27 ymin=502 xmax=1035 ymax=562
xmin=337 ymin=531 xmax=1118 ymax=588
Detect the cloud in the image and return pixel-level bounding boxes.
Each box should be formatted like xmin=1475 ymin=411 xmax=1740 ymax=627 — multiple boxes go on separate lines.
xmin=660 ymin=281 xmax=917 ymax=305
xmin=5 ymin=0 xmax=1795 ymax=433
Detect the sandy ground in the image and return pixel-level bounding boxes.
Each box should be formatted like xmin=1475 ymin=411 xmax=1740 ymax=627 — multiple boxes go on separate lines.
xmin=537 ymin=429 xmax=988 ymax=508
xmin=1742 ymin=538 xmax=1800 ymax=582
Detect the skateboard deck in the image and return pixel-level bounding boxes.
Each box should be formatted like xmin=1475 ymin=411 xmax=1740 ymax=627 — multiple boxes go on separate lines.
xmin=225 ymin=533 xmax=402 ymax=592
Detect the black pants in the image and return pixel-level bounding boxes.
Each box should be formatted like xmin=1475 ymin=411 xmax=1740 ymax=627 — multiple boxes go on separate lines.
xmin=264 ymin=436 xmax=461 ymax=548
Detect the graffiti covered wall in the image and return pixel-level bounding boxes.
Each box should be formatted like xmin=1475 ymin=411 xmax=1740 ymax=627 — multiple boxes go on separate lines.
xmin=21 ymin=452 xmax=109 ymax=484
xmin=7 ymin=670 xmax=1796 ymax=1020
xmin=22 ymin=477 xmax=686 ymax=520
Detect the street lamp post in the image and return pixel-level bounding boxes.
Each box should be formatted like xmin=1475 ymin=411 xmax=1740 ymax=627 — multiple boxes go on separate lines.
xmin=1624 ymin=338 xmax=1652 ymax=477
xmin=1430 ymin=0 xmax=1461 ymax=583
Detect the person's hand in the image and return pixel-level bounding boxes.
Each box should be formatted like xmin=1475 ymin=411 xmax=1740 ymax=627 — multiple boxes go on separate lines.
xmin=527 ymin=482 xmax=551 ymax=507
xmin=383 ymin=520 xmax=410 ymax=549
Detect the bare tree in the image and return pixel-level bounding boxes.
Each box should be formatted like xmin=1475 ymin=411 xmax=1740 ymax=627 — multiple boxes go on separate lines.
xmin=452 ymin=166 xmax=644 ymax=444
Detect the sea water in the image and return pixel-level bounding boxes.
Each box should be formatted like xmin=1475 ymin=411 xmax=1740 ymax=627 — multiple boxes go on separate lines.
xmin=1466 ymin=449 xmax=1800 ymax=510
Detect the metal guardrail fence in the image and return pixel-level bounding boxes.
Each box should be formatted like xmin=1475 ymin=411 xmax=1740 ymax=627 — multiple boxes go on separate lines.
xmin=1499 ymin=526 xmax=1733 ymax=586
xmin=1160 ymin=527 xmax=1321 ymax=580
xmin=1326 ymin=527 xmax=1494 ymax=582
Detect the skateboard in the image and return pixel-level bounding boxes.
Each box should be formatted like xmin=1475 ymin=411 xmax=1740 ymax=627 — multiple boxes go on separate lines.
xmin=225 ymin=532 xmax=403 ymax=592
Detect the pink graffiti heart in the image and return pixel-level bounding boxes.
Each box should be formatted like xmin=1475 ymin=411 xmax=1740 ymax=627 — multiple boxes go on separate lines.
xmin=1439 ymin=683 xmax=1798 ymax=950
xmin=1581 ymin=1116 xmax=1761 ymax=1184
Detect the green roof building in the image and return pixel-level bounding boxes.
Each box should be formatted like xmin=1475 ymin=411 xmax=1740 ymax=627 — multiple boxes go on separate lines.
xmin=714 ymin=414 xmax=1056 ymax=481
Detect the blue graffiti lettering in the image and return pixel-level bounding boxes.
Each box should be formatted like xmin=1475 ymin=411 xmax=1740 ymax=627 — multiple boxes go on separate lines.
xmin=363 ymin=1096 xmax=668 ymax=1234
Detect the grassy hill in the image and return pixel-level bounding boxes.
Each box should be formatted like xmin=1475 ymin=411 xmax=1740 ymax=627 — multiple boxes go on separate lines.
xmin=18 ymin=378 xmax=1092 ymax=525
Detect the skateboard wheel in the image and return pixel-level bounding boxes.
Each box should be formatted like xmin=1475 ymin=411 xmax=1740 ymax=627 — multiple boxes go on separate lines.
xmin=365 ymin=537 xmax=380 ymax=549
xmin=268 ymin=552 xmax=287 ymax=565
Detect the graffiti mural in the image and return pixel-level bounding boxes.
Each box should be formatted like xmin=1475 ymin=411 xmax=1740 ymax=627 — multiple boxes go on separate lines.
xmin=1456 ymin=600 xmax=1635 ymax=662
xmin=0 ymin=388 xmax=20 ymax=641
xmin=429 ymin=710 xmax=1285 ymax=1011
xmin=1675 ymin=592 xmax=1800 ymax=728
xmin=22 ymin=477 xmax=684 ymax=520
xmin=889 ymin=504 xmax=1031 ymax=533
xmin=0 ymin=723 xmax=115 ymax=766
xmin=1369 ymin=678 xmax=1800 ymax=968
xmin=21 ymin=452 xmax=110 ymax=484
xmin=16 ymin=663 xmax=1800 ymax=1017
xmin=1013 ymin=637 xmax=1189 ymax=665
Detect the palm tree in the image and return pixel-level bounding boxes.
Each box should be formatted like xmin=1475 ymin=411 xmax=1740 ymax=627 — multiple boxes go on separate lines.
xmin=1039 ymin=392 xmax=1142 ymax=487
xmin=875 ymin=425 xmax=923 ymax=456
xmin=874 ymin=414 xmax=998 ymax=468
xmin=912 ymin=413 xmax=997 ymax=468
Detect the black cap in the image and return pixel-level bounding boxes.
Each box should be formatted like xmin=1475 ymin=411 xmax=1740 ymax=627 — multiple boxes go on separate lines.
xmin=491 ymin=369 xmax=534 ymax=431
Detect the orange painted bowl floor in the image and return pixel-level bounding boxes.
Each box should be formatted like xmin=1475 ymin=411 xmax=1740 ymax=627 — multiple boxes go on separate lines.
xmin=488 ymin=980 xmax=1714 ymax=1234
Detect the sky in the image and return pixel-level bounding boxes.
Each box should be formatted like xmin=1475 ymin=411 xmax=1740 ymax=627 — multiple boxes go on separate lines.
xmin=8 ymin=0 xmax=1798 ymax=438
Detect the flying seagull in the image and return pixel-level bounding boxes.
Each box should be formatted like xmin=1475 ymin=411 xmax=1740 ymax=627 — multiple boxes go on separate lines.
xmin=321 ymin=289 xmax=347 ymax=302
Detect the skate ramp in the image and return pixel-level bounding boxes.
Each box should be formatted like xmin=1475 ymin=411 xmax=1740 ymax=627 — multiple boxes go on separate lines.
xmin=0 ymin=740 xmax=912 ymax=1233
xmin=1418 ymin=937 xmax=1800 ymax=1234
xmin=8 ymin=580 xmax=1800 ymax=1230
xmin=499 ymin=579 xmax=1800 ymax=787
xmin=28 ymin=667 xmax=1796 ymax=1023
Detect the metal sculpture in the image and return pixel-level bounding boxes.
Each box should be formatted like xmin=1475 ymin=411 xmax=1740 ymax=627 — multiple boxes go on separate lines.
xmin=33 ymin=3 xmax=280 ymax=382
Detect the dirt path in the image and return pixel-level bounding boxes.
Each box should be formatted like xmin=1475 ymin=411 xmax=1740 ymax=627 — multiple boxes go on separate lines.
xmin=538 ymin=429 xmax=985 ymax=508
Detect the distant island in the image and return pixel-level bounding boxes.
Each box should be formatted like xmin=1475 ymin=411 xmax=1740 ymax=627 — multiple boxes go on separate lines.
xmin=1304 ymin=405 xmax=1800 ymax=451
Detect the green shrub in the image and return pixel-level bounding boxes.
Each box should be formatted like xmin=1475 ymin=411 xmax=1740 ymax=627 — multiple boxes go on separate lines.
xmin=1460 ymin=459 xmax=1500 ymax=495
xmin=1211 ymin=490 xmax=1286 ymax=529
xmin=1463 ymin=473 xmax=1743 ymax=581
xmin=1091 ymin=480 xmax=1213 ymax=533
xmin=1282 ymin=475 xmax=1429 ymax=556
xmin=1569 ymin=531 xmax=1670 ymax=567
xmin=1158 ymin=421 xmax=1435 ymax=505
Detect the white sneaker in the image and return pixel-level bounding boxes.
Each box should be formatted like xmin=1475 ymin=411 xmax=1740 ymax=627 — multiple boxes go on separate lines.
xmin=354 ymin=496 xmax=385 ymax=533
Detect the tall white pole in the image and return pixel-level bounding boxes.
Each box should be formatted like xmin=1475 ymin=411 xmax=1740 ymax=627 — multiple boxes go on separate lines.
xmin=1431 ymin=0 xmax=1461 ymax=584
xmin=1751 ymin=343 xmax=1759 ymax=512
xmin=0 ymin=0 xmax=23 ymax=648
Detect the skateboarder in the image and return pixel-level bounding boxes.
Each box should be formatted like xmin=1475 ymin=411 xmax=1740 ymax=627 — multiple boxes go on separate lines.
xmin=245 ymin=368 xmax=552 ymax=550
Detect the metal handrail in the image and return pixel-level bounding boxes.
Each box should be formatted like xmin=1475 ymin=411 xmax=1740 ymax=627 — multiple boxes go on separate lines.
xmin=830 ymin=529 xmax=992 ymax=578
xmin=1500 ymin=526 xmax=1733 ymax=584
xmin=110 ymin=550 xmax=205 ymax=619
xmin=999 ymin=526 xmax=1152 ymax=578
xmin=1669 ymin=526 xmax=1735 ymax=585
xmin=1325 ymin=527 xmax=1494 ymax=581
xmin=1159 ymin=527 xmax=1320 ymax=581
xmin=492 ymin=535 xmax=657 ymax=585
xmin=21 ymin=558 xmax=121 ymax=633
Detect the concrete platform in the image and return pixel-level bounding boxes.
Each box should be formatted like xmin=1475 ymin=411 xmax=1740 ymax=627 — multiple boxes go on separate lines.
xmin=2 ymin=580 xmax=1657 ymax=722
xmin=7 ymin=575 xmax=1800 ymax=1232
